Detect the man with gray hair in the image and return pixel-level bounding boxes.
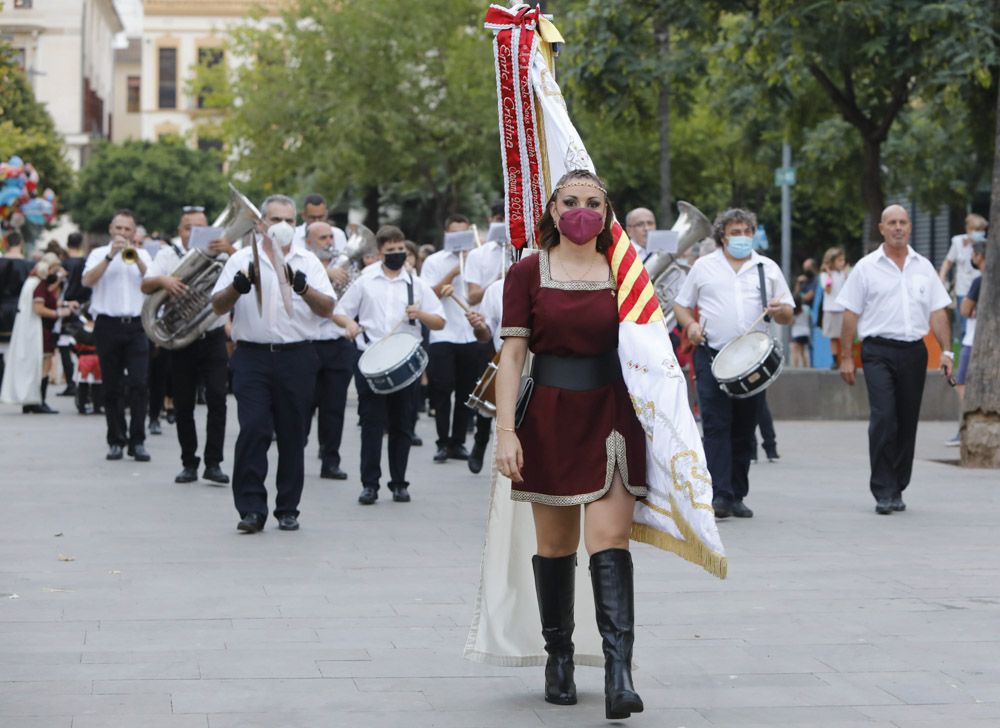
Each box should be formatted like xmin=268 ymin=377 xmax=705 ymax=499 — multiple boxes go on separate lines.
xmin=211 ymin=194 xmax=336 ymax=533
xmin=625 ymin=207 xmax=656 ymax=265
xmin=673 ymin=207 xmax=794 ymax=519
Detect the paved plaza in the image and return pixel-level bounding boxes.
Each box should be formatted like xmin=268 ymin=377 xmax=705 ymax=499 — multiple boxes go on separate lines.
xmin=1 ymin=392 xmax=998 ymax=728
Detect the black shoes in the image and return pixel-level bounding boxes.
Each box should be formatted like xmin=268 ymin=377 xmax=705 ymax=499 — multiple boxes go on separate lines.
xmin=764 ymin=448 xmax=780 ymax=462
xmin=237 ymin=512 xmax=265 ymax=533
xmin=277 ymin=514 xmax=299 ymax=531
xmin=410 ymin=435 xmax=423 ymax=447
xmin=890 ymin=495 xmax=906 ymax=512
xmin=164 ymin=409 xmax=176 ymax=425
xmin=468 ymin=443 xmax=486 ymax=474
xmin=447 ymin=444 xmax=470 ymax=461
xmin=533 ymin=553 xmax=578 ymax=706
xmin=203 ymin=465 xmax=229 ymax=485
xmin=358 ymin=487 xmax=378 ymax=505
xmin=175 ymin=466 xmax=198 ymax=483
xmin=731 ymin=501 xmax=754 ymax=518
xmin=148 ymin=419 xmax=162 ymax=435
xmin=106 ymin=445 xmax=124 ymax=461
xmin=875 ymin=499 xmax=893 ymax=515
xmin=392 ymin=485 xmax=411 ymax=503
xmin=433 ymin=447 xmax=449 ymax=463
xmin=712 ymin=496 xmax=732 ymax=519
xmin=129 ymin=444 xmax=151 ymax=462
xmin=320 ymin=465 xmax=348 ymax=480
xmin=590 ymin=549 xmax=644 ymax=720
xmin=58 ymin=384 xmax=76 ymax=397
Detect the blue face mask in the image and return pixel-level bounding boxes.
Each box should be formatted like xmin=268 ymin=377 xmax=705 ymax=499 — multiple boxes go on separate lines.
xmin=971 ymin=231 xmax=986 ymax=242
xmin=726 ymin=235 xmax=754 ymax=259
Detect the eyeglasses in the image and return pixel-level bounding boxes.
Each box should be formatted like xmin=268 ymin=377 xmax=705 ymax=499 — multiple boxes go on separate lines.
xmin=182 ymin=206 xmax=205 ymax=213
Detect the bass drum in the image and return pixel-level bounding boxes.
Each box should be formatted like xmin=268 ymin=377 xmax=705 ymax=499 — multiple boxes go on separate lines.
xmin=358 ymin=332 xmax=428 ymax=394
xmin=710 ymin=331 xmax=783 ymax=399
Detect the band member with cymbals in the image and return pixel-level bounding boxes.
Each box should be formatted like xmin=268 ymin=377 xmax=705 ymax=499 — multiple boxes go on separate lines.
xmin=210 ymin=195 xmax=335 ymax=533
xmin=332 ymin=225 xmax=446 ymax=506
xmin=82 ymin=209 xmax=155 ymax=462
xmin=141 ymin=206 xmax=235 ymax=486
xmin=673 ymin=208 xmax=793 ymax=520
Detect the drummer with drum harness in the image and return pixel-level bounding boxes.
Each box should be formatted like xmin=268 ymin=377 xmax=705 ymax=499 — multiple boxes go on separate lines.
xmin=332 ymin=225 xmax=446 ymax=506
xmin=673 ymin=208 xmax=793 ymax=520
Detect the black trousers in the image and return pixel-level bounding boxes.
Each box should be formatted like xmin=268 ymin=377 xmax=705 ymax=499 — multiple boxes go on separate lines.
xmin=148 ymin=345 xmax=171 ymax=421
xmin=230 ymin=344 xmax=319 ymax=521
xmin=428 ymin=341 xmax=480 ymax=449
xmin=172 ymin=328 xmax=228 ymax=469
xmin=472 ymin=342 xmax=495 ymax=450
xmin=694 ymin=346 xmax=759 ymax=503
xmin=861 ymin=338 xmax=927 ymax=501
xmin=754 ymin=392 xmax=777 ymax=456
xmin=94 ymin=316 xmax=149 ymax=448
xmin=355 ymin=359 xmax=416 ymax=492
xmin=312 ymin=338 xmax=356 ymax=470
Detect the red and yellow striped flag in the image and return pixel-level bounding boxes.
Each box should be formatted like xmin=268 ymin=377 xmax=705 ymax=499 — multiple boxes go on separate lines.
xmin=608 ymin=220 xmax=664 ymax=324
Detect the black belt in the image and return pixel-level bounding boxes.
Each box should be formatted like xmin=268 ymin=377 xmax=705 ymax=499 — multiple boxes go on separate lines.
xmin=238 ymin=340 xmax=310 ymax=352
xmin=864 ymin=336 xmax=923 ymax=348
xmin=531 ymin=351 xmax=621 ymax=391
xmin=96 ymin=314 xmax=140 ymax=324
xmin=313 ymin=337 xmax=349 ymax=346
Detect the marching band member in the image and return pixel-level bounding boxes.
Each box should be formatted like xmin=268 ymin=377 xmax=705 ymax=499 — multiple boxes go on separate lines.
xmin=304 ymin=221 xmax=355 ymax=480
xmin=332 ymin=225 xmax=446 ymax=505
xmin=81 ymin=210 xmax=154 ymax=462
xmin=210 ymin=195 xmax=335 ymax=533
xmin=673 ymin=208 xmax=793 ymax=519
xmin=624 ymin=207 xmax=657 ymax=266
xmin=292 ymin=193 xmax=348 ymax=258
xmin=421 ymin=215 xmax=479 ymax=464
xmin=141 ymin=206 xmax=233 ymax=486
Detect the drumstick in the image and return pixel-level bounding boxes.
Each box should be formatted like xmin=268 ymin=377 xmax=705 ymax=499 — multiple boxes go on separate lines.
xmin=449 ymin=291 xmax=473 ymax=314
xmin=744 ymin=308 xmax=770 ymax=335
xmin=458 ymin=251 xmax=468 ymax=302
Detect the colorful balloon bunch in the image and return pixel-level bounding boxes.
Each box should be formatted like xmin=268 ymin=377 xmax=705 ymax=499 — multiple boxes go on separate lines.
xmin=0 ymin=155 xmax=58 ymax=228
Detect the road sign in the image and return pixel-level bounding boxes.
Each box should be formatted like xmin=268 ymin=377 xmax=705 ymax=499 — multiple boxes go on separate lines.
xmin=774 ymin=166 xmax=796 ymax=187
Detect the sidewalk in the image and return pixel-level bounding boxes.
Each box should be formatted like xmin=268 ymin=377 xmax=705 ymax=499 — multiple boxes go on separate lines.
xmin=1 ymin=398 xmax=998 ymax=727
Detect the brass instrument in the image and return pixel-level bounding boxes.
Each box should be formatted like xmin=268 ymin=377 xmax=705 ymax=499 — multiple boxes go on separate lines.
xmin=644 ymin=201 xmax=713 ymax=330
xmin=329 ymin=224 xmax=375 ymax=297
xmin=121 ymin=246 xmax=139 ymax=264
xmin=141 ymin=184 xmax=262 ymax=349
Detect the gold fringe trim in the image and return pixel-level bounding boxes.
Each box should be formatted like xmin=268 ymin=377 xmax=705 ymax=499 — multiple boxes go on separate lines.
xmin=630 ymin=493 xmax=728 ymax=580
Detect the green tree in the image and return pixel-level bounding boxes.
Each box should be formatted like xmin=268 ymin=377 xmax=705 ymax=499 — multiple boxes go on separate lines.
xmin=68 ymin=138 xmax=228 ymax=235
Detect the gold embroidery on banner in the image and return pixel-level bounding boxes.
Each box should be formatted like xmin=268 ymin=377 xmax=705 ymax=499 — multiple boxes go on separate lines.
xmin=670 ymin=450 xmax=714 ymax=512
xmin=539 ymin=250 xmax=614 ymax=291
xmin=500 ymin=326 xmax=531 ymax=338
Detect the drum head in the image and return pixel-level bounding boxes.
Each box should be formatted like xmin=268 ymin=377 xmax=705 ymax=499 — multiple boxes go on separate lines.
xmin=358 ymin=332 xmax=421 ymax=376
xmin=713 ymin=332 xmax=773 ymax=381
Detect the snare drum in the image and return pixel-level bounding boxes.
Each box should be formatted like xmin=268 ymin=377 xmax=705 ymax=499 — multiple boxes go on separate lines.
xmin=358 ymin=332 xmax=428 ymax=394
xmin=710 ymin=331 xmax=783 ymax=399
xmin=466 ymin=351 xmax=500 ymax=417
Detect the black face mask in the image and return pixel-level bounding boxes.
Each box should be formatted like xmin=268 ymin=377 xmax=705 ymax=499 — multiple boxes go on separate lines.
xmin=383 ymin=252 xmax=407 ymax=271
xmin=45 ymin=273 xmax=59 ymax=285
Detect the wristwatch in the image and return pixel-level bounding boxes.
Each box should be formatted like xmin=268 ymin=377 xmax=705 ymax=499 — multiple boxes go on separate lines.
xmin=941 ymin=351 xmax=954 ymax=360
xmin=105 ymin=254 xmax=114 ymax=262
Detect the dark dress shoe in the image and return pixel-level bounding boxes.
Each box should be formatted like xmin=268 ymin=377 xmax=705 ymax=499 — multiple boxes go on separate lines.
xmin=712 ymin=496 xmax=732 ymax=519
xmin=358 ymin=487 xmax=378 ymax=505
xmin=392 ymin=485 xmax=411 ymax=503
xmin=203 ymin=465 xmax=230 ymax=485
xmin=433 ymin=447 xmax=448 ymax=463
xmin=468 ymin=443 xmax=486 ymax=474
xmin=175 ymin=466 xmax=198 ymax=483
xmin=409 ymin=434 xmax=423 ymax=447
xmin=731 ymin=501 xmax=754 ymax=518
xmin=130 ymin=444 xmax=151 ymax=462
xmin=890 ymin=495 xmax=906 ymax=512
xmin=165 ymin=409 xmax=176 ymax=424
xmin=875 ymin=499 xmax=893 ymax=515
xmin=36 ymin=402 xmax=59 ymax=414
xmin=22 ymin=404 xmax=42 ymax=414
xmin=106 ymin=445 xmax=124 ymax=461
xmin=765 ymin=449 xmax=780 ymax=462
xmin=58 ymin=384 xmax=77 ymax=397
xmin=148 ymin=419 xmax=162 ymax=435
xmin=237 ymin=512 xmax=265 ymax=533
xmin=320 ymin=466 xmax=348 ymax=480
xmin=447 ymin=444 xmax=470 ymax=461
xmin=277 ymin=514 xmax=299 ymax=531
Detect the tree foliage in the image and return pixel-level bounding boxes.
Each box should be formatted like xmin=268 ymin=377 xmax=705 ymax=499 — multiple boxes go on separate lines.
xmin=68 ymin=139 xmax=228 ymax=235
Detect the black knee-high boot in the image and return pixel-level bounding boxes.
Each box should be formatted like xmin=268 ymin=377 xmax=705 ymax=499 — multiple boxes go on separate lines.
xmin=590 ymin=548 xmax=643 ymax=719
xmin=532 ymin=553 xmax=577 ymax=705
xmin=38 ymin=377 xmax=57 ymax=414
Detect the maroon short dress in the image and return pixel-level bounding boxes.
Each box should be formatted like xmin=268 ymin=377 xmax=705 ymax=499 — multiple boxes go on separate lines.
xmin=33 ymin=281 xmax=57 ymax=354
xmin=500 ymin=251 xmax=647 ymax=505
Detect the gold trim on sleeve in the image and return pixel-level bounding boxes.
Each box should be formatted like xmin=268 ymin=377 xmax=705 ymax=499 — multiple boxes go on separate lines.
xmin=500 ymin=326 xmax=531 ymax=338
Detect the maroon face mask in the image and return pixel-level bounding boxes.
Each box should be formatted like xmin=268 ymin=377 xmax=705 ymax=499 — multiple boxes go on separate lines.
xmin=557 ymin=207 xmax=605 ymax=245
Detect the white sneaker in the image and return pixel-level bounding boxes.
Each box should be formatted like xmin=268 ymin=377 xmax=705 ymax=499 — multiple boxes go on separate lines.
xmin=944 ymin=435 xmax=961 ymax=447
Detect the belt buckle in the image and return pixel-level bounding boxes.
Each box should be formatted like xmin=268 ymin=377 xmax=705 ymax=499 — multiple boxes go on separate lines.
xmin=268 ymin=343 xmax=281 ymax=353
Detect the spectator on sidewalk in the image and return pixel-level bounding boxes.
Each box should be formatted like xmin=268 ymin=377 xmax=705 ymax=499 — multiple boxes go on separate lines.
xmin=947 ymin=240 xmax=986 ymax=447
xmin=939 ymin=213 xmax=986 ymax=343
xmin=820 ymin=246 xmax=850 ymax=368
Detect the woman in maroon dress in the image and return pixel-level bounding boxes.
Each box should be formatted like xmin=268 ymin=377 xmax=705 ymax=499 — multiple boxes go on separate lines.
xmin=495 ymin=170 xmax=646 ymax=719
xmin=31 ymin=253 xmax=74 ymax=413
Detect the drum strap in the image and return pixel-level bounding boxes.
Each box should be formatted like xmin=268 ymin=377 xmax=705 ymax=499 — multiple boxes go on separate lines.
xmin=757 ymin=263 xmax=771 ymax=323
xmin=406 ymin=273 xmax=416 ymax=327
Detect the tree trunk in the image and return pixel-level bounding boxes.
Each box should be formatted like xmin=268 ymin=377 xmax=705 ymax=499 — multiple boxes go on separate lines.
xmin=363 ymin=185 xmax=380 ymax=229
xmin=960 ymin=82 xmax=1000 ymax=468
xmin=861 ymin=137 xmax=885 ymax=251
xmin=654 ymin=16 xmax=674 ymax=226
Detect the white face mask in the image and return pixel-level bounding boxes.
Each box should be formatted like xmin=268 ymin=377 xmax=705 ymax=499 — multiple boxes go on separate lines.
xmin=266 ymin=221 xmax=295 ymax=248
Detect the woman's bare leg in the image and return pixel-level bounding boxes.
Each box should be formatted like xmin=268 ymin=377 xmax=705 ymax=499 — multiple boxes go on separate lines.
xmin=583 ymin=471 xmax=634 ymax=555
xmin=531 ymin=502 xmax=581 ymax=557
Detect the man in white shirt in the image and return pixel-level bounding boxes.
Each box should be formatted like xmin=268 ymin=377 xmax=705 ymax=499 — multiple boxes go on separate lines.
xmin=292 ymin=193 xmax=349 ymax=258
xmin=303 ymin=221 xmax=356 ymax=481
xmin=210 ymin=195 xmax=335 ymax=534
xmin=838 ymin=204 xmax=953 ymax=515
xmin=421 ymin=214 xmax=480 ymax=464
xmin=142 ymin=206 xmax=234 ymax=486
xmin=333 ymin=225 xmax=446 ymax=505
xmin=673 ymin=208 xmax=794 ymax=519
xmin=82 ymin=209 xmax=155 ymax=462
xmin=939 ymin=213 xmax=986 ymax=342
xmin=625 ymin=207 xmax=657 ymax=266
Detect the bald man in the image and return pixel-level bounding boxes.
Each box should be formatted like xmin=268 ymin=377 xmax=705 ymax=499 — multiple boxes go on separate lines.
xmin=625 ymin=207 xmax=656 ymax=265
xmin=837 ymin=205 xmax=952 ymax=515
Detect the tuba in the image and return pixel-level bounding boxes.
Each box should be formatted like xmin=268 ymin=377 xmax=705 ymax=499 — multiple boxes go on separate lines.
xmin=141 ymin=184 xmax=261 ymax=349
xmin=644 ymin=201 xmax=713 ymax=330
xmin=328 ymin=223 xmax=375 ymax=297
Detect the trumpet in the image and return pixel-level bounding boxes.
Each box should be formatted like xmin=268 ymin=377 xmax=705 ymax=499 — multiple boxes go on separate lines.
xmin=121 ymin=246 xmax=139 ymax=264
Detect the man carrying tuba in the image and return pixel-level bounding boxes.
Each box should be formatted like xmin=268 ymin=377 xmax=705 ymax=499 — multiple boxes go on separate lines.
xmin=141 ymin=206 xmax=233 ymax=486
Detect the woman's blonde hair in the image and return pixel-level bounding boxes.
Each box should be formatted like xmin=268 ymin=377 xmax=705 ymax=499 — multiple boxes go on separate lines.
xmin=821 ymin=246 xmax=845 ymax=272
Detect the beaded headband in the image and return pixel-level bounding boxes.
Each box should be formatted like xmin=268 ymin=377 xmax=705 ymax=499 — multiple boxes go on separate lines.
xmin=553 ymin=180 xmax=607 ymax=195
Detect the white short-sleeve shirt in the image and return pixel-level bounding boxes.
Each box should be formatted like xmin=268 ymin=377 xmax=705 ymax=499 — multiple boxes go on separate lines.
xmin=420 ymin=249 xmax=476 ymax=345
xmin=836 ymin=244 xmax=951 ymax=342
xmin=292 ymin=223 xmax=348 ymax=254
xmin=464 ymin=241 xmax=506 ymax=291
xmin=83 ymin=243 xmax=154 ymax=317
xmin=945 ymin=234 xmax=981 ymax=296
xmin=674 ymin=249 xmax=794 ymax=349
xmin=144 ymin=243 xmax=225 ymax=331
xmin=335 ymin=265 xmax=445 ymax=351
xmin=211 ymin=243 xmax=335 ymax=344
xmin=480 ymin=278 xmax=504 ymax=352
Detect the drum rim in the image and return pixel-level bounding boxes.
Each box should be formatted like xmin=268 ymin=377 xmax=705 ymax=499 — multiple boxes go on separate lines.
xmin=358 ymin=331 xmax=423 ymax=377
xmin=711 ymin=331 xmax=778 ymax=383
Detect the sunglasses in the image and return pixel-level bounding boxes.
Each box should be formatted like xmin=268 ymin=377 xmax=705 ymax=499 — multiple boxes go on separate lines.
xmin=182 ymin=205 xmax=205 ymax=213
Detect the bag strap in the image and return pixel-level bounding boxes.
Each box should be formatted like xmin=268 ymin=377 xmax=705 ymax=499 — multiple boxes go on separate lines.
xmin=757 ymin=262 xmax=770 ymax=323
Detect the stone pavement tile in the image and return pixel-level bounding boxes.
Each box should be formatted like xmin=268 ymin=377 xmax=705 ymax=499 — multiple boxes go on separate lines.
xmin=0 ymin=650 xmax=83 ymax=665
xmin=317 ymin=648 xmax=515 ymax=679
xmin=535 ymin=704 xmax=714 ymax=727
xmin=1 ymin=719 xmax=72 ymax=728
xmin=695 ymin=706 xmax=875 ymax=725
xmin=197 ymin=649 xmax=364 ymax=679
xmin=80 ymin=649 xmax=202 ymax=664
xmin=354 ymin=675 xmax=532 ymax=711
xmin=207 ymin=708 xmax=541 ymax=728
xmin=0 ymin=679 xmax=92 ymax=695
xmin=857 ymin=702 xmax=1000 ymax=722
xmin=0 ymin=660 xmax=200 ymax=681
xmin=817 ymin=670 xmax=978 ymax=705
xmin=72 ymin=717 xmax=209 ymax=728
xmin=0 ymin=692 xmax=172 ymax=717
